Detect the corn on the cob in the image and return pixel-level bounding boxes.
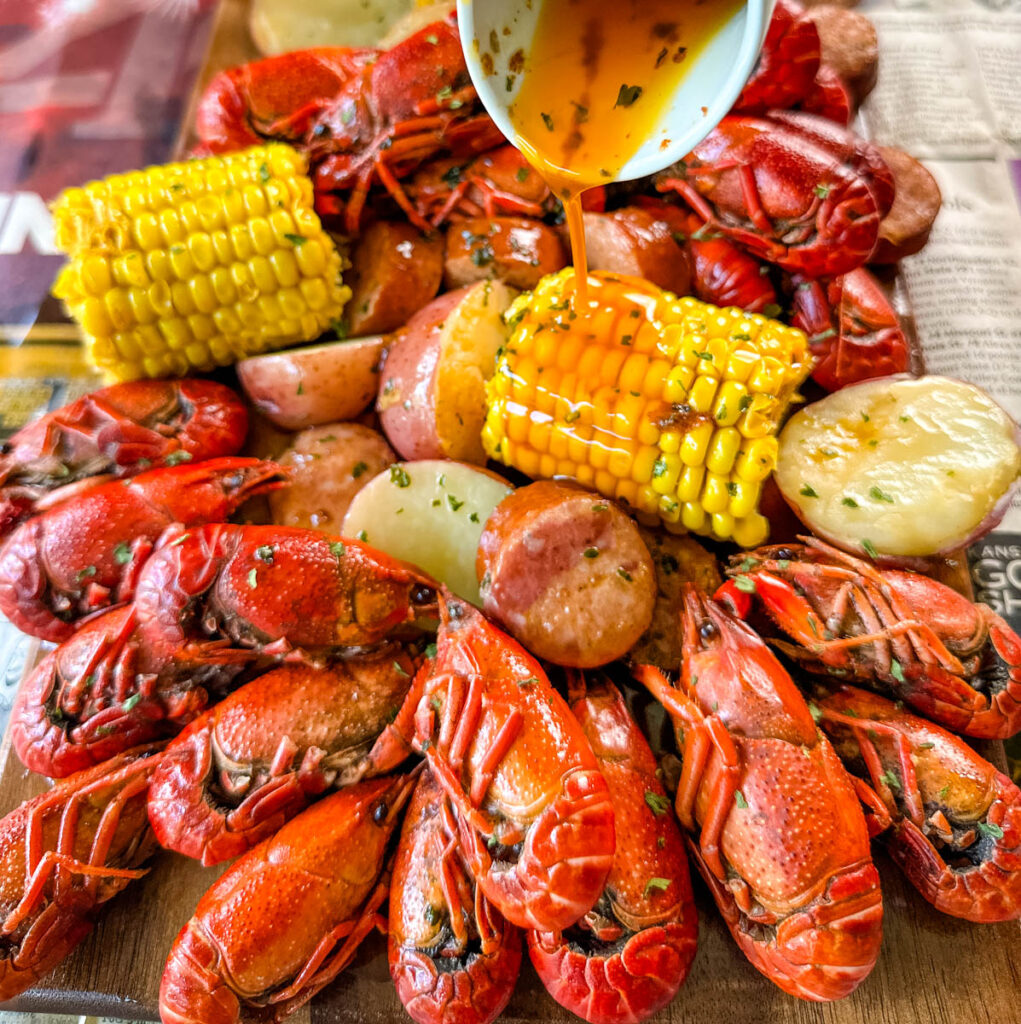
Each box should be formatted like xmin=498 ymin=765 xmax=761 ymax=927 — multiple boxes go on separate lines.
xmin=51 ymin=144 xmax=349 ymax=381
xmin=482 ymin=269 xmax=812 ymax=547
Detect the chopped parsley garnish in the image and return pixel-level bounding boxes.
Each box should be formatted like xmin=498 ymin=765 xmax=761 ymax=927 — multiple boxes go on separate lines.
xmin=615 ymin=83 xmax=643 ymax=107
xmin=644 ymin=791 xmax=669 ymax=816
xmin=389 ymin=465 xmax=411 ymax=488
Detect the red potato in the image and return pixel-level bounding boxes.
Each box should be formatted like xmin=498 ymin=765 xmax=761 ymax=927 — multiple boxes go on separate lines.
xmin=871 ymin=146 xmax=942 ymax=263
xmin=237 ymin=334 xmax=384 ymax=430
xmin=344 ymin=221 xmax=444 ymax=336
xmin=443 ymin=217 xmax=568 ymax=290
xmin=581 ymin=207 xmax=692 ymax=295
xmin=476 ymin=481 xmax=657 ymax=668
xmin=268 ymin=422 xmax=396 ymax=531
xmin=377 ymin=279 xmax=514 ymax=464
xmin=806 ymin=5 xmax=878 ymax=102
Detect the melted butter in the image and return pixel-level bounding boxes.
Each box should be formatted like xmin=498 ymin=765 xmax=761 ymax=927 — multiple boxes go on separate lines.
xmin=505 ymin=0 xmax=743 ymax=301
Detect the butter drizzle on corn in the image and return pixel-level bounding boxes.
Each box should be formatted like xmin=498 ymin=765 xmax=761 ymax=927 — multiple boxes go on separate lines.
xmin=482 ymin=269 xmax=812 ymax=547
xmin=51 ymin=144 xmax=349 ymax=381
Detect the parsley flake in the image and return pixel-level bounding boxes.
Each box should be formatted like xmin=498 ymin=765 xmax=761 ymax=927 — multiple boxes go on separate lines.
xmin=643 ymin=877 xmax=671 ymax=896
xmin=645 ymin=791 xmax=669 ymax=816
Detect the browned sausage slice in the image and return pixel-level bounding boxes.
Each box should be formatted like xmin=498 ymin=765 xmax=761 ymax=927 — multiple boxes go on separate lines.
xmin=444 ymin=217 xmax=568 ymax=290
xmin=345 ymin=221 xmax=444 ymax=336
xmin=806 ymin=5 xmax=878 ymax=102
xmin=477 ymin=481 xmax=657 ymax=668
xmin=582 ymin=207 xmax=692 ymax=295
xmin=871 ymin=146 xmax=942 ymax=263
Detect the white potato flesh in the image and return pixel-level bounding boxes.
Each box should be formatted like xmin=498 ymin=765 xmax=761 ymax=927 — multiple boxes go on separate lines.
xmin=775 ymin=376 xmax=1021 ymax=557
xmin=342 ymin=460 xmax=512 ymax=605
xmin=250 ymin=0 xmax=415 ymax=53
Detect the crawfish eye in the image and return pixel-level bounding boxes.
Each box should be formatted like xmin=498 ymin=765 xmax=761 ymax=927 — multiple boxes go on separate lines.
xmin=224 ymin=473 xmax=244 ymax=489
xmin=774 ymin=548 xmax=795 ymax=562
xmin=372 ymin=800 xmax=388 ymax=824
xmin=699 ymin=620 xmax=719 ymax=641
xmin=411 ymin=584 xmax=435 ymax=607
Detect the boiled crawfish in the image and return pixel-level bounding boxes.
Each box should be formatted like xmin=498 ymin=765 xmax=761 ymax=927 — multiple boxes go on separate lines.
xmin=196 ymin=18 xmax=502 ymax=235
xmin=0 ymin=457 xmax=285 ymax=643
xmin=371 ymin=592 xmax=616 ymax=933
xmin=147 ymin=649 xmax=416 ymax=865
xmin=11 ymin=605 xmax=242 ymax=778
xmin=812 ymin=683 xmax=1021 ymax=923
xmin=789 ymin=267 xmax=910 ymax=392
xmin=731 ymin=0 xmax=820 ymax=114
xmin=720 ymin=536 xmax=1021 ymax=739
xmin=528 ymin=675 xmax=697 ymax=1024
xmin=0 ymin=378 xmax=247 ymax=538
xmin=0 ymin=745 xmax=162 ymax=1001
xmin=159 ymin=773 xmax=417 ymax=1024
xmin=657 ymin=112 xmax=889 ymax=278
xmin=390 ymin=768 xmax=522 ymax=1024
xmin=635 ymin=588 xmax=883 ymax=1002
xmin=133 ymin=523 xmax=437 ymax=665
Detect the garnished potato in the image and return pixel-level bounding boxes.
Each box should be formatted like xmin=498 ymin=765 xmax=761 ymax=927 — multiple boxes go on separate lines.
xmin=341 ymin=459 xmax=512 ymax=604
xmin=377 ymin=280 xmax=515 ymax=464
xmin=237 ymin=335 xmax=384 ymax=431
xmin=269 ymin=423 xmax=395 ymax=532
xmin=775 ymin=376 xmax=1021 ymax=558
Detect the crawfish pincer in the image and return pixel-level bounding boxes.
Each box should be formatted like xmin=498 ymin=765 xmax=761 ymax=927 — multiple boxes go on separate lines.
xmin=811 ymin=682 xmax=1021 ymax=923
xmin=528 ymin=674 xmax=698 ymax=1024
xmin=635 ymin=587 xmax=883 ymax=1002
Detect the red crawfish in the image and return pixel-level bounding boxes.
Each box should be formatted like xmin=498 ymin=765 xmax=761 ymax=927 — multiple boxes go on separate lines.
xmin=799 ymin=67 xmax=854 ymax=127
xmin=657 ymin=113 xmax=887 ymax=278
xmin=635 ymin=588 xmax=883 ymax=1002
xmin=133 ymin=523 xmax=437 ymax=666
xmin=147 ymin=649 xmax=416 ymax=865
xmin=0 ymin=457 xmax=286 ymax=643
xmin=390 ymin=768 xmax=522 ymax=1024
xmin=528 ymin=675 xmax=697 ymax=1024
xmin=0 ymin=378 xmax=247 ymax=538
xmin=0 ymin=745 xmax=162 ymax=1001
xmin=811 ymin=683 xmax=1021 ymax=923
xmin=719 ymin=536 xmax=1021 ymax=739
xmin=732 ymin=0 xmax=821 ymax=114
xmin=371 ymin=592 xmax=616 ymax=933
xmin=159 ymin=773 xmax=417 ymax=1024
xmin=789 ymin=267 xmax=910 ymax=392
xmin=196 ymin=18 xmax=503 ymax=235
xmin=11 ymin=606 xmax=244 ymax=779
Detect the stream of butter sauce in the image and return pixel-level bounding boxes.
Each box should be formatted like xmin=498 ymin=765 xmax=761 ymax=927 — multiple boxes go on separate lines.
xmin=506 ymin=0 xmax=744 ymax=304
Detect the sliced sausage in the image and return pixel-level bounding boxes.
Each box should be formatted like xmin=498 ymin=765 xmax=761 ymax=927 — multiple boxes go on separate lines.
xmin=581 ymin=207 xmax=692 ymax=295
xmin=268 ymin=422 xmax=395 ymax=532
xmin=444 ymin=217 xmax=568 ymax=290
xmin=344 ymin=221 xmax=444 ymax=336
xmin=871 ymin=146 xmax=942 ymax=263
xmin=806 ymin=5 xmax=878 ymax=102
xmin=476 ymin=481 xmax=657 ymax=668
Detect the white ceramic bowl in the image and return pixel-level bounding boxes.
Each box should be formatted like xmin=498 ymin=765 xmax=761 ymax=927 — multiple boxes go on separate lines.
xmin=456 ymin=0 xmax=774 ymax=183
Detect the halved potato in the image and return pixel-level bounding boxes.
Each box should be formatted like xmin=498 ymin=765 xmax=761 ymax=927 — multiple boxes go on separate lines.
xmin=341 ymin=459 xmax=512 ymax=604
xmin=237 ymin=335 xmax=384 ymax=431
xmin=377 ymin=280 xmax=514 ymax=463
xmin=775 ymin=376 xmax=1021 ymax=557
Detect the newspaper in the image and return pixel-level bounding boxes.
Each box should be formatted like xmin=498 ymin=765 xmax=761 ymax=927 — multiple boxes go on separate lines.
xmin=856 ymin=0 xmax=1021 ymax=632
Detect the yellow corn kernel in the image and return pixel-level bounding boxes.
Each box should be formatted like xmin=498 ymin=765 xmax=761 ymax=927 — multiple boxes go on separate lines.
xmin=706 ymin=427 xmax=742 ymax=476
xmin=728 ymin=478 xmax=761 ymax=519
xmin=680 ymin=421 xmax=714 ymax=467
xmin=733 ymin=512 xmax=770 ymax=549
xmin=710 ymin=511 xmax=735 ymax=540
xmin=681 ymin=501 xmax=706 ymax=532
xmin=713 ymin=381 xmax=746 ymax=427
xmin=701 ymin=472 xmax=730 ymax=514
xmin=734 ymin=438 xmax=778 ymax=482
xmin=677 ymin=463 xmax=705 ymax=503
xmin=688 ymin=374 xmax=719 ymax=414
xmin=650 ymin=452 xmax=681 ymax=495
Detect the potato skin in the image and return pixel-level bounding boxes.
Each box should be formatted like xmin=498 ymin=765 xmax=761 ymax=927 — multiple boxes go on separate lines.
xmin=268 ymin=422 xmax=395 ymax=532
xmin=444 ymin=217 xmax=568 ymax=290
xmin=237 ymin=335 xmax=384 ymax=430
xmin=871 ymin=146 xmax=942 ymax=263
xmin=477 ymin=481 xmax=657 ymax=668
xmin=581 ymin=207 xmax=692 ymax=295
xmin=376 ymin=287 xmax=470 ymax=461
xmin=345 ymin=221 xmax=444 ymax=336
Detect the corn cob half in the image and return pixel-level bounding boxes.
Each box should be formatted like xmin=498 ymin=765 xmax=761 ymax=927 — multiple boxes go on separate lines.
xmin=482 ymin=269 xmax=812 ymax=547
xmin=52 ymin=143 xmax=349 ymax=381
